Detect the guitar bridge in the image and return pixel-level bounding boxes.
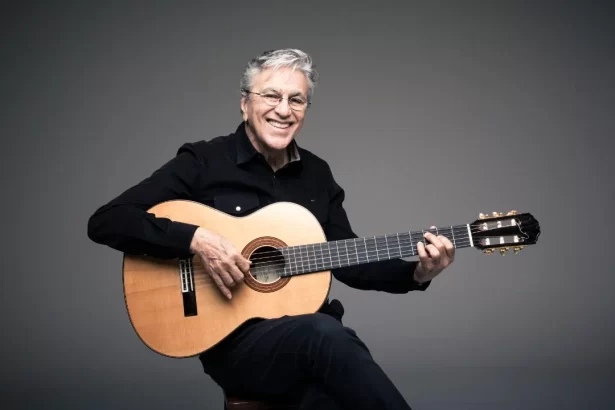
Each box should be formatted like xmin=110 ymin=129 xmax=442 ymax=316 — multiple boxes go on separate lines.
xmin=179 ymin=258 xmax=197 ymax=317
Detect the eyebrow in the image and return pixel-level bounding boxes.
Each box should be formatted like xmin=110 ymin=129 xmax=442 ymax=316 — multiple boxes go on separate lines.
xmin=261 ymin=87 xmax=306 ymax=98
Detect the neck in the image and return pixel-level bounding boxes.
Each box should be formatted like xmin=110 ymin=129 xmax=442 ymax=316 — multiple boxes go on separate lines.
xmin=251 ymin=224 xmax=475 ymax=278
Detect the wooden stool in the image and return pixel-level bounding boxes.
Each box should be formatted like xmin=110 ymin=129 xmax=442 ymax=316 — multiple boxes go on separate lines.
xmin=224 ymin=391 xmax=300 ymax=410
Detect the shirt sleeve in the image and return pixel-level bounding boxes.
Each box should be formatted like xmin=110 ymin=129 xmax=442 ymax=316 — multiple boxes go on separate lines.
xmin=87 ymin=144 xmax=202 ymax=259
xmin=324 ymin=173 xmax=431 ymax=293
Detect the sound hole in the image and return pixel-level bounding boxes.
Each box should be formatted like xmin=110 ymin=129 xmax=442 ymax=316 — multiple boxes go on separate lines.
xmin=249 ymin=246 xmax=285 ymax=284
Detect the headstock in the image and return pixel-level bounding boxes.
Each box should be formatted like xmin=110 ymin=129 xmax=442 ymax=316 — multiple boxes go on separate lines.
xmin=471 ymin=210 xmax=540 ymax=255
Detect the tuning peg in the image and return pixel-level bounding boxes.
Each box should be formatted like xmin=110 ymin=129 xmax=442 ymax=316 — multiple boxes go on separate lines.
xmin=499 ymin=247 xmax=509 ymax=255
xmin=507 ymin=210 xmax=518 ymax=216
xmin=483 ymin=248 xmax=494 ymax=255
xmin=513 ymin=245 xmax=526 ymax=255
xmin=479 ymin=213 xmax=487 ymax=219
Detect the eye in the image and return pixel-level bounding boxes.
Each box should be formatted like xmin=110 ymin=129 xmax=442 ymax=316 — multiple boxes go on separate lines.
xmin=263 ymin=93 xmax=281 ymax=100
xmin=290 ymin=97 xmax=307 ymax=105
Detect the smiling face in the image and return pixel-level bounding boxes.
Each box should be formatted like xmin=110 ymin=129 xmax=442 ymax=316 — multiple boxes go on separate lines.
xmin=241 ymin=66 xmax=309 ymax=154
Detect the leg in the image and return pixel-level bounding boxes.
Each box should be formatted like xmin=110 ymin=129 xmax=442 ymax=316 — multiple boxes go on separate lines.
xmin=199 ymin=313 xmax=412 ymax=410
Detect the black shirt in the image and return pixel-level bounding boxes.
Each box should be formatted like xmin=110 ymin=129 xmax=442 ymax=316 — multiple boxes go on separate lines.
xmin=87 ymin=122 xmax=429 ymax=314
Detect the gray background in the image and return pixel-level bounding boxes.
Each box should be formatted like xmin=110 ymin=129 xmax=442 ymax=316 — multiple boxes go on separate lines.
xmin=2 ymin=1 xmax=613 ymax=409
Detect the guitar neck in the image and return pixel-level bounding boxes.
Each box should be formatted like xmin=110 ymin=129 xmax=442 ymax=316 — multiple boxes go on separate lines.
xmin=279 ymin=224 xmax=473 ymax=277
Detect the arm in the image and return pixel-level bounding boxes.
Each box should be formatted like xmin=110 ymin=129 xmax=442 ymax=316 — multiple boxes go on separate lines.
xmin=324 ymin=176 xmax=431 ymax=294
xmin=87 ymin=144 xmax=201 ymax=259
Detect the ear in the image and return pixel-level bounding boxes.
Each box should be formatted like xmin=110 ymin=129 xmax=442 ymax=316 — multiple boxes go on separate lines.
xmin=240 ymin=95 xmax=248 ymax=121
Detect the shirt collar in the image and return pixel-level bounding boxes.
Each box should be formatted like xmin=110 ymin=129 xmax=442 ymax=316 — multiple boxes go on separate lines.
xmin=235 ymin=122 xmax=302 ymax=166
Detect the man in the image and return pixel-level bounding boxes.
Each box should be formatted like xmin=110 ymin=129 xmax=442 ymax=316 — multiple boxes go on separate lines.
xmin=88 ymin=48 xmax=455 ymax=410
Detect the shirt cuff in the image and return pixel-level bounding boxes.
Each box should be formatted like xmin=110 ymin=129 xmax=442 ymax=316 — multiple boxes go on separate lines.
xmin=167 ymin=221 xmax=200 ymax=257
xmin=405 ymin=269 xmax=432 ymax=291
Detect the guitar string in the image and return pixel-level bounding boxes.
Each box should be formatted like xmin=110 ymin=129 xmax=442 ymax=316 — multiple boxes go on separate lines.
xmin=191 ymin=238 xmax=493 ymax=276
xmin=244 ymin=235 xmax=475 ymax=266
xmin=193 ymin=226 xmax=483 ymax=264
xmin=194 ymin=235 xmax=475 ymax=268
xmin=237 ymin=225 xmax=513 ymax=266
xmin=199 ymin=222 xmax=519 ymax=263
xmin=242 ymin=232 xmax=477 ymax=265
xmin=189 ymin=238 xmax=481 ymax=279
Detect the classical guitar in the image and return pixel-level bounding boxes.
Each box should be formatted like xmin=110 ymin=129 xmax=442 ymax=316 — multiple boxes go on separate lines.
xmin=123 ymin=200 xmax=540 ymax=358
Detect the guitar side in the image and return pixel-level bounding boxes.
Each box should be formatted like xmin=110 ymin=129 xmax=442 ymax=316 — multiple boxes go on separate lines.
xmin=122 ymin=200 xmax=332 ymax=358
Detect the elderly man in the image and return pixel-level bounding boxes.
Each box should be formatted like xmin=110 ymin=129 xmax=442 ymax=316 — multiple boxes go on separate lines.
xmin=88 ymin=48 xmax=455 ymax=410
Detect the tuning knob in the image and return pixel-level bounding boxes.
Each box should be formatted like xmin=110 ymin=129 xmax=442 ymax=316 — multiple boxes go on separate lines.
xmin=507 ymin=210 xmax=518 ymax=216
xmin=483 ymin=248 xmax=494 ymax=255
xmin=499 ymin=247 xmax=509 ymax=255
xmin=513 ymin=245 xmax=526 ymax=255
xmin=479 ymin=213 xmax=487 ymax=219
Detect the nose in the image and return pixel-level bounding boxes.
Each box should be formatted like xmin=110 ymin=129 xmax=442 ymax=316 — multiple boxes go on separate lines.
xmin=274 ymin=97 xmax=292 ymax=117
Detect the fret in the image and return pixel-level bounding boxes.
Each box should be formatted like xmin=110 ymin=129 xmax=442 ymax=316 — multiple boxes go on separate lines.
xmin=407 ymin=232 xmax=413 ymax=257
xmin=374 ymin=236 xmax=379 ymax=261
xmin=353 ymin=239 xmax=360 ymax=264
xmin=323 ymin=243 xmax=329 ymax=269
xmin=397 ymin=233 xmax=403 ymax=258
xmin=281 ymin=248 xmax=288 ymax=277
xmin=334 ymin=241 xmax=341 ymax=269
xmin=301 ymin=245 xmax=307 ymax=273
xmin=292 ymin=246 xmax=297 ymax=275
xmin=451 ymin=226 xmax=456 ymax=248
xmin=343 ymin=240 xmax=350 ymax=266
xmin=311 ymin=243 xmax=317 ymax=271
xmin=384 ymin=235 xmax=391 ymax=259
xmin=357 ymin=238 xmax=368 ymax=264
xmin=321 ymin=243 xmax=327 ymax=270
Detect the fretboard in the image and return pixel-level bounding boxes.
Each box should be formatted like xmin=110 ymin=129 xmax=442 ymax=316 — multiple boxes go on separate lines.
xmin=279 ymin=224 xmax=473 ymax=277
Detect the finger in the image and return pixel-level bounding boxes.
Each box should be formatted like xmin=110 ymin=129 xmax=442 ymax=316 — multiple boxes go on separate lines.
xmin=425 ymin=244 xmax=441 ymax=260
xmin=438 ymin=235 xmax=455 ymax=259
xmin=427 ymin=234 xmax=445 ymax=252
xmin=217 ymin=263 xmax=236 ymax=287
xmin=417 ymin=240 xmax=429 ymax=262
xmin=210 ymin=271 xmax=232 ymax=300
xmin=228 ymin=263 xmax=245 ymax=283
xmin=234 ymin=254 xmax=252 ymax=274
xmin=423 ymin=229 xmax=438 ymax=244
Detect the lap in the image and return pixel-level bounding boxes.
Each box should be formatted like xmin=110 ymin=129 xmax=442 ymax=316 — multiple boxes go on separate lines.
xmin=199 ymin=313 xmax=366 ymax=397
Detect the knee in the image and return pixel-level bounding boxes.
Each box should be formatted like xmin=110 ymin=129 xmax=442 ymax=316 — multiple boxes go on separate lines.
xmin=297 ymin=313 xmax=349 ymax=344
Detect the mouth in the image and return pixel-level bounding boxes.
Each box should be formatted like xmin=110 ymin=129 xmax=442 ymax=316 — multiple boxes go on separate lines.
xmin=266 ymin=119 xmax=293 ymax=130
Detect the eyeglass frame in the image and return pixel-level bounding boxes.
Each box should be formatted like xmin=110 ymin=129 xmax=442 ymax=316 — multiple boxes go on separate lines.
xmin=241 ymin=88 xmax=311 ymax=111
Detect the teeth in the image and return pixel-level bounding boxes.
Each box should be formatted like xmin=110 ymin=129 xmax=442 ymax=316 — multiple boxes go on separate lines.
xmin=268 ymin=120 xmax=290 ymax=129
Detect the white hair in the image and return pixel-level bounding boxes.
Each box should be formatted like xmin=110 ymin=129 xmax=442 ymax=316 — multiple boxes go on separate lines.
xmin=240 ymin=49 xmax=318 ymax=102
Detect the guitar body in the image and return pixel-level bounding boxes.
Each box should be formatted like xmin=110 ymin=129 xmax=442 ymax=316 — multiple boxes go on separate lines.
xmin=123 ymin=200 xmax=331 ymax=358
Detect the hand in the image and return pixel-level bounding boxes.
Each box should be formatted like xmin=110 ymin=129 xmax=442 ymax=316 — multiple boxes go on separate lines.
xmin=414 ymin=226 xmax=455 ymax=283
xmin=189 ymin=227 xmax=251 ymax=300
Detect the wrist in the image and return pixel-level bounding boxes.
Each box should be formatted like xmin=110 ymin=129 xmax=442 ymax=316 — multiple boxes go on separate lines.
xmin=189 ymin=227 xmax=205 ymax=253
xmin=413 ymin=264 xmax=427 ymax=284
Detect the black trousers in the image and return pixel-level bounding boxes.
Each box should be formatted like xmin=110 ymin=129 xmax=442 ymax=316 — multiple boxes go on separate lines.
xmin=199 ymin=310 xmax=412 ymax=410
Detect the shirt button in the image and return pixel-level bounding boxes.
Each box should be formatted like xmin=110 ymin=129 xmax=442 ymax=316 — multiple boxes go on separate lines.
xmin=235 ymin=206 xmax=241 ymax=212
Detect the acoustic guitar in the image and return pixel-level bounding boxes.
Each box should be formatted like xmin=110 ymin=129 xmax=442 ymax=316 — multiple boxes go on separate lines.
xmin=122 ymin=200 xmax=540 ymax=358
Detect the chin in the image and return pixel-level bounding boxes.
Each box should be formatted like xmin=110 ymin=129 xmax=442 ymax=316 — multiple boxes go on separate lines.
xmin=262 ymin=134 xmax=293 ymax=151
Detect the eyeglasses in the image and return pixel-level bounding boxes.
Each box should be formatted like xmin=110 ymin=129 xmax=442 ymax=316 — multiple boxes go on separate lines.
xmin=242 ymin=89 xmax=310 ymax=111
